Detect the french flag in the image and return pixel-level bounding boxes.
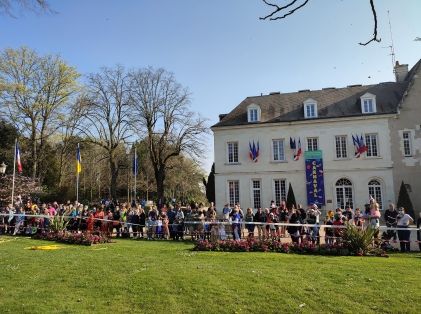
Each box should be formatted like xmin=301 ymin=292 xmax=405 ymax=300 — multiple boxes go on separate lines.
xmin=294 ymin=138 xmax=302 ymax=161
xmin=352 ymin=135 xmax=360 ymax=158
xmin=16 ymin=142 xmax=22 ymax=173
xmin=249 ymin=140 xmax=259 ymax=162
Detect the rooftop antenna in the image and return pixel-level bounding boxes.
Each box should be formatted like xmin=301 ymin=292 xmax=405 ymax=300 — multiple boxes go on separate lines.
xmin=387 ymin=10 xmax=396 ymax=75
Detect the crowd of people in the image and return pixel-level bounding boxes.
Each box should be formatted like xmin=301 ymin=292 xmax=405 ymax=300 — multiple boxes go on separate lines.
xmin=0 ymin=195 xmax=420 ymax=252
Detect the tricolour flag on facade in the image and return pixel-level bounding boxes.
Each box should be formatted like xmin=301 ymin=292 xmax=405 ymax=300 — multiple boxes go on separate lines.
xmin=249 ymin=140 xmax=259 ymax=162
xmin=76 ymin=144 xmax=82 ymax=173
xmin=16 ymin=142 xmax=22 ymax=173
xmin=352 ymin=134 xmax=368 ymax=158
xmin=359 ymin=134 xmax=368 ymax=154
xmin=289 ymin=137 xmax=296 ymax=150
xmin=294 ymin=138 xmax=302 ymax=161
xmin=352 ymin=134 xmax=360 ymax=157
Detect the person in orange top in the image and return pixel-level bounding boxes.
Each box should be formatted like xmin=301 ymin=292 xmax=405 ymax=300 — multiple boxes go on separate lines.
xmin=96 ymin=206 xmax=106 ymax=233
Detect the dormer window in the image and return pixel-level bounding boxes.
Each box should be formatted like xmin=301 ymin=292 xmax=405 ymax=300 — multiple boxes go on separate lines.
xmin=247 ymin=104 xmax=261 ymax=123
xmin=360 ymin=93 xmax=376 ymax=114
xmin=303 ymin=98 xmax=318 ymax=119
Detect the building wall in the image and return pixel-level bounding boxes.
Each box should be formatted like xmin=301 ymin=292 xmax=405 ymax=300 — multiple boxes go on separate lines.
xmin=390 ymin=67 xmax=421 ymax=218
xmin=213 ymin=116 xmax=395 ymax=211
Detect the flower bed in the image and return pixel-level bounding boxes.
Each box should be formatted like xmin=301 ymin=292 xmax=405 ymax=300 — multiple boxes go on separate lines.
xmin=33 ymin=231 xmax=112 ymax=246
xmin=193 ymin=239 xmax=388 ymax=257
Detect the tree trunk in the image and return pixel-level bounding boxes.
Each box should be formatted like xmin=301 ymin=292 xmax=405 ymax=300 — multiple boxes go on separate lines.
xmin=31 ymin=126 xmax=37 ymax=179
xmin=155 ymin=166 xmax=165 ymax=209
xmin=109 ymin=151 xmax=118 ymax=200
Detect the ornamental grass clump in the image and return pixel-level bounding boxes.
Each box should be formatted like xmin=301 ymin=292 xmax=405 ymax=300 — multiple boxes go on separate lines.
xmin=49 ymin=214 xmax=69 ymax=233
xmin=341 ymin=223 xmax=376 ymax=255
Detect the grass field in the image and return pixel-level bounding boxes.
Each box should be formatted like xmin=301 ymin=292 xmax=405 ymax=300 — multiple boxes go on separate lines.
xmin=0 ymin=236 xmax=420 ymax=314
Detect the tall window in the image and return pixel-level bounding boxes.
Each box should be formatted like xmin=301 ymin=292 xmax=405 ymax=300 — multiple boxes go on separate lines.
xmin=360 ymin=93 xmax=377 ymax=114
xmin=365 ymin=134 xmax=379 ymax=157
xmin=274 ymin=179 xmax=287 ymax=206
xmin=252 ymin=180 xmax=261 ymax=209
xmin=272 ymin=139 xmax=285 ymax=161
xmin=335 ymin=135 xmax=347 ymax=159
xmin=336 ymin=178 xmax=353 ymax=209
xmin=368 ymin=179 xmax=383 ymax=210
xmin=249 ymin=108 xmax=258 ymax=122
xmin=403 ymin=132 xmax=412 ymax=156
xmin=228 ymin=180 xmax=239 ymax=207
xmin=305 ymin=103 xmax=316 ymax=118
xmin=247 ymin=104 xmax=261 ymax=122
xmin=307 ymin=137 xmax=318 ymax=151
xmin=363 ymin=99 xmax=374 ymax=113
xmin=227 ymin=142 xmax=239 ymax=163
xmin=304 ymin=99 xmax=318 ymax=119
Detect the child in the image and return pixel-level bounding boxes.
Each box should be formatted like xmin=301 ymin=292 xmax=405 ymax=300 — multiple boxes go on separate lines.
xmin=324 ymin=210 xmax=334 ymax=245
xmin=353 ymin=208 xmax=363 ymax=227
xmin=162 ymin=213 xmax=169 ymax=240
xmin=156 ymin=216 xmax=163 ymax=239
xmin=218 ymin=221 xmax=227 ymax=240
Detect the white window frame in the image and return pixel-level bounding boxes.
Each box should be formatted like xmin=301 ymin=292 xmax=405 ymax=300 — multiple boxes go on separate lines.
xmin=251 ymin=179 xmax=262 ymax=209
xmin=365 ymin=133 xmax=379 ymax=157
xmin=273 ymin=179 xmax=287 ymax=207
xmin=303 ymin=98 xmax=318 ymax=119
xmin=247 ymin=104 xmax=261 ymax=123
xmin=272 ymin=139 xmax=285 ymax=162
xmin=368 ymin=179 xmax=383 ymax=210
xmin=307 ymin=137 xmax=319 ymax=151
xmin=227 ymin=142 xmax=239 ymax=164
xmin=402 ymin=131 xmax=412 ymax=157
xmin=335 ymin=135 xmax=348 ymax=159
xmin=360 ymin=93 xmax=377 ymax=114
xmin=228 ymin=180 xmax=240 ymax=208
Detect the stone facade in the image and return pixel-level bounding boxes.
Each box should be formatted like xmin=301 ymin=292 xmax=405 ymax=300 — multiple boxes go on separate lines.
xmin=214 ymin=116 xmax=395 ymax=211
xmin=213 ymin=59 xmax=421 ymax=216
xmin=389 ymin=61 xmax=421 ymax=218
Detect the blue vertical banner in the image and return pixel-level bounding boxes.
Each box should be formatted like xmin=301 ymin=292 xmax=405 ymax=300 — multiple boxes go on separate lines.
xmin=305 ymin=150 xmax=325 ymax=206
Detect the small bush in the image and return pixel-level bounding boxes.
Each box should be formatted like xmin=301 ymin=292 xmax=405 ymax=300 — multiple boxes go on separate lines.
xmin=33 ymin=231 xmax=111 ymax=246
xmin=341 ymin=224 xmax=375 ymax=255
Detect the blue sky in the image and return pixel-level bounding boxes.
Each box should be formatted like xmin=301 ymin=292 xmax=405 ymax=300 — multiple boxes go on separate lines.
xmin=1 ymin=0 xmax=420 ymax=172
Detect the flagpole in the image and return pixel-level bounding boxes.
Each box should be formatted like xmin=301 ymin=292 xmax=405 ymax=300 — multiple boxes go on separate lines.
xmin=134 ymin=146 xmax=137 ymax=205
xmin=76 ymin=143 xmax=80 ymax=204
xmin=11 ymin=139 xmax=17 ymax=206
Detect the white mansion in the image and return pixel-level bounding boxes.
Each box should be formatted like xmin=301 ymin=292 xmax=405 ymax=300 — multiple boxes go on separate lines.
xmin=212 ymin=60 xmax=421 ymax=216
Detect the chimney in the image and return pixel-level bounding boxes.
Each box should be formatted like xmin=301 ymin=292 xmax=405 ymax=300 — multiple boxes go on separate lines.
xmin=394 ymin=61 xmax=408 ymax=82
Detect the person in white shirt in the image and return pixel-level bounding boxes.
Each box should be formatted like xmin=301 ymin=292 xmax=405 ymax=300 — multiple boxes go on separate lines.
xmin=396 ymin=207 xmax=414 ymax=252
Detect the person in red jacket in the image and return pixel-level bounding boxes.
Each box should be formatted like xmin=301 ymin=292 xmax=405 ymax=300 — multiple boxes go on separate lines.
xmin=87 ymin=211 xmax=94 ymax=232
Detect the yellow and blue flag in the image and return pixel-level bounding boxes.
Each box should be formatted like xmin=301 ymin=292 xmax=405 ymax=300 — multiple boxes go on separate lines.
xmin=76 ymin=144 xmax=82 ymax=173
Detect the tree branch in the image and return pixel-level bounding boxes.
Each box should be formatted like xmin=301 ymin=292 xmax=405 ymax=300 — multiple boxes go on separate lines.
xmin=259 ymin=0 xmax=309 ymax=21
xmin=359 ymin=0 xmax=381 ymax=46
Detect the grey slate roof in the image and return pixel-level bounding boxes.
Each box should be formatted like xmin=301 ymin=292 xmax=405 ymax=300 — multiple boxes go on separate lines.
xmin=212 ymin=81 xmax=409 ymax=128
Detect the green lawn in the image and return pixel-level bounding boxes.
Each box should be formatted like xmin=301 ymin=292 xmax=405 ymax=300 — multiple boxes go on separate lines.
xmin=0 ymin=236 xmax=420 ymax=314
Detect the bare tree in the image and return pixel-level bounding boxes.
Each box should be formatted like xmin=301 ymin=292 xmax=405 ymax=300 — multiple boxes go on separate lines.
xmin=77 ymin=66 xmax=133 ymax=199
xmin=130 ymin=67 xmax=208 ymax=207
xmin=0 ymin=47 xmax=80 ymax=179
xmin=260 ymin=0 xmax=381 ymax=46
xmin=0 ymin=0 xmax=53 ymax=16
